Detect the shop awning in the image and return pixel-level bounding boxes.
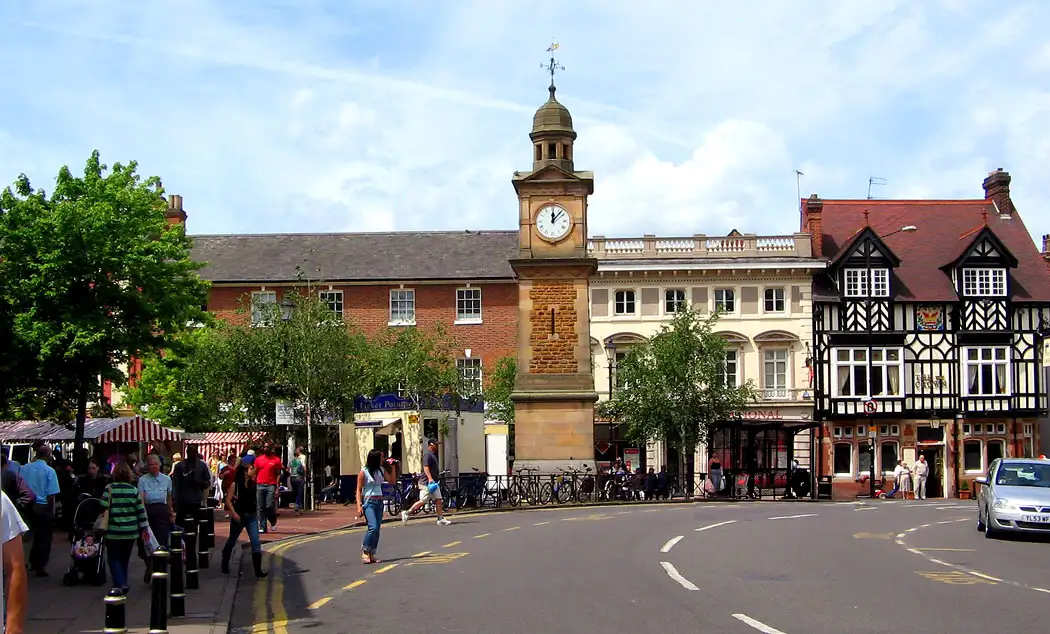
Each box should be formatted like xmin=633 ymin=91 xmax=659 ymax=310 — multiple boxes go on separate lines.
xmin=183 ymin=431 xmax=266 ymax=461
xmin=355 ymin=417 xmax=402 ymax=435
xmin=88 ymin=417 xmax=182 ymax=443
xmin=0 ymin=420 xmax=75 ymax=442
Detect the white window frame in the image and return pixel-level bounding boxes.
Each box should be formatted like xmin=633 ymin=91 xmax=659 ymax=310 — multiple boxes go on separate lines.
xmin=831 ymin=347 xmax=903 ymax=398
xmin=762 ymin=348 xmax=789 ymax=400
xmin=664 ymin=288 xmax=686 ymax=314
xmin=879 ymin=440 xmax=900 ymax=475
xmin=318 ymin=290 xmax=344 ymax=321
xmin=456 ymin=358 xmax=483 ymax=397
xmin=962 ymin=438 xmax=984 ymax=473
xmin=844 ymin=268 xmax=891 ymax=298
xmin=891 ymin=425 xmax=899 ymax=435
xmin=961 ymin=346 xmax=1010 ymax=397
xmin=856 ymin=424 xmax=867 ymax=437
xmin=961 ymin=268 xmax=1006 ymax=297
xmin=833 ymin=426 xmax=843 ymax=438
xmin=614 ymin=289 xmax=636 ymax=316
xmin=250 ymin=291 xmax=277 ymax=327
xmin=721 ymin=349 xmax=739 ymax=389
xmin=714 ymin=288 xmax=736 ymax=313
xmin=389 ymin=288 xmax=416 ymax=326
xmin=995 ymin=423 xmax=1006 ymax=435
xmin=763 ymin=287 xmax=785 ymax=313
xmin=833 ymin=442 xmax=854 ymax=477
xmin=455 ymin=287 xmax=482 ymax=324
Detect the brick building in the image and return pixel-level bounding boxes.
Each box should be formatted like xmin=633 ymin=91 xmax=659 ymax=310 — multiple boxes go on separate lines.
xmin=806 ymin=169 xmax=1050 ymax=500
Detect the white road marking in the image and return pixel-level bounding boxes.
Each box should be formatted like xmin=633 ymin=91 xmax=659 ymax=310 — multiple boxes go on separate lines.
xmin=659 ymin=561 xmax=699 ymax=591
xmin=1034 ymin=588 xmax=1050 ymax=594
xmin=970 ymin=572 xmax=1002 ymax=582
xmin=928 ymin=558 xmax=950 ymax=566
xmin=534 ymin=521 xmax=550 ymax=526
xmin=660 ymin=536 xmax=684 ymax=553
xmin=732 ymin=613 xmax=787 ymax=634
xmin=695 ymin=520 xmax=737 ymax=532
xmin=937 ymin=520 xmax=956 ymax=524
xmin=768 ymin=513 xmax=817 ymax=520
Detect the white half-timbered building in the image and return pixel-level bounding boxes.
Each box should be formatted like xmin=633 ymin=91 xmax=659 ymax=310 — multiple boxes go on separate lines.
xmin=804 ymin=169 xmax=1050 ymax=499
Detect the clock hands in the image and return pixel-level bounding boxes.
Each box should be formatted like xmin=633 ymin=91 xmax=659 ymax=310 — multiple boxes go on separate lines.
xmin=550 ymin=208 xmax=557 ymax=224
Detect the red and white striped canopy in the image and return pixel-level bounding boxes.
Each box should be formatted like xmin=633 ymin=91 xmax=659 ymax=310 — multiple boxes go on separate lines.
xmin=90 ymin=416 xmax=182 ymax=444
xmin=185 ymin=432 xmax=266 ymax=462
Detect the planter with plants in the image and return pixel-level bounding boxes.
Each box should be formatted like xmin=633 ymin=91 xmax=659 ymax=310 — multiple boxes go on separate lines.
xmin=958 ymin=480 xmax=971 ymax=499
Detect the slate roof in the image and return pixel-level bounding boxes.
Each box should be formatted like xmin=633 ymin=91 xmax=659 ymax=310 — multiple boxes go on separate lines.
xmin=806 ymin=200 xmax=1050 ymax=302
xmin=190 ymin=231 xmax=519 ymax=283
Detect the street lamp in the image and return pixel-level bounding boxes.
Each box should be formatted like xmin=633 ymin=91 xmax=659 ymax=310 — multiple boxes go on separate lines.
xmin=604 ymin=340 xmax=617 ymax=398
xmin=279 ymin=295 xmax=297 ymax=322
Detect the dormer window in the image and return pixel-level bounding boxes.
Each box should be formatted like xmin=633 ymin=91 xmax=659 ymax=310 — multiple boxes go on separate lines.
xmin=962 ymin=268 xmax=1006 ymax=297
xmin=843 ymin=268 xmax=890 ymax=298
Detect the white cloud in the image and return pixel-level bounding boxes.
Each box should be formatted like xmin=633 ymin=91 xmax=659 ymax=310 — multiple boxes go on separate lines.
xmin=0 ymin=0 xmax=1048 ymax=244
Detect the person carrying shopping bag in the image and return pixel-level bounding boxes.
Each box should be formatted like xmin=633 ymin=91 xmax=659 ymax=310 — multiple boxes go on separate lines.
xmin=356 ymin=449 xmax=394 ymax=564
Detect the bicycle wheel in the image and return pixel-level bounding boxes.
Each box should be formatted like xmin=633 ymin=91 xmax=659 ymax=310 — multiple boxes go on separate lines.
xmin=539 ymin=482 xmax=554 ymax=505
xmin=508 ymin=482 xmax=522 ymax=507
xmin=387 ymin=489 xmax=403 ymax=517
xmin=557 ymin=482 xmax=572 ymax=504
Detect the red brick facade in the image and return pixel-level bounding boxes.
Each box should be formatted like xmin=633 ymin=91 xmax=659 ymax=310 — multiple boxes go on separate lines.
xmin=207 ymin=282 xmax=517 ymax=386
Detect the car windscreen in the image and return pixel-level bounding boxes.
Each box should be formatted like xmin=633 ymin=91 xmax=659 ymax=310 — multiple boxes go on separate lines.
xmin=995 ymin=463 xmax=1050 ymax=487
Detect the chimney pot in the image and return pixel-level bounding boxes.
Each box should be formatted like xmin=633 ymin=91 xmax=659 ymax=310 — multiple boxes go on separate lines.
xmin=982 ymin=169 xmax=1013 ymax=216
xmin=164 ymin=193 xmax=187 ymax=227
xmin=803 ymin=194 xmax=824 ymax=258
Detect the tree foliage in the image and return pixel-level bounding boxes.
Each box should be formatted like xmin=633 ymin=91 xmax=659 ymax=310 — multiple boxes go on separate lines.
xmin=366 ymin=324 xmax=464 ymax=410
xmin=483 ymin=355 xmax=516 ymax=425
xmin=598 ymin=308 xmax=757 ymax=455
xmin=0 ymin=151 xmax=210 ymax=465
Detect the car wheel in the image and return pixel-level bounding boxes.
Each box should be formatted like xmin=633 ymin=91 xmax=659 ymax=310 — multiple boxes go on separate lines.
xmin=976 ymin=506 xmax=986 ymax=532
xmin=984 ymin=511 xmax=998 ymax=539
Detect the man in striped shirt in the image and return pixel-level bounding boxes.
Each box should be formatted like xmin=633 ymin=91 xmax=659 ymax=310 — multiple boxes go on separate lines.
xmin=101 ymin=464 xmax=149 ymax=594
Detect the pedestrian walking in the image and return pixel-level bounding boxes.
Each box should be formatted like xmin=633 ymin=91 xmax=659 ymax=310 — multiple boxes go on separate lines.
xmin=356 ymin=450 xmax=393 ymax=564
xmin=20 ymin=444 xmax=60 ymax=577
xmin=401 ymin=438 xmax=451 ymax=526
xmin=137 ymin=455 xmax=174 ymax=584
xmin=101 ymin=463 xmax=150 ymax=596
xmin=253 ymin=443 xmax=284 ymax=533
xmin=172 ymin=446 xmax=212 ymax=530
xmin=2 ymin=490 xmax=29 ymax=634
xmin=912 ymin=455 xmax=929 ymax=500
xmin=289 ymin=447 xmax=306 ymax=515
xmin=220 ymin=455 xmax=267 ymax=578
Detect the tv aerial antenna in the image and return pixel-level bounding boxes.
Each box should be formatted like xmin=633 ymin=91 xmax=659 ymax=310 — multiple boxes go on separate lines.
xmin=867 ymin=177 xmax=887 ymax=200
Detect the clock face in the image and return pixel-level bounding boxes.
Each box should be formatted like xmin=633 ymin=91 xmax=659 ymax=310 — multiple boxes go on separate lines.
xmin=535 ymin=204 xmax=572 ymax=241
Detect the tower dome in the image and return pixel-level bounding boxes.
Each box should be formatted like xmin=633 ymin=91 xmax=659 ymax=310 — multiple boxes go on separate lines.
xmin=529 ymin=85 xmax=576 ymax=172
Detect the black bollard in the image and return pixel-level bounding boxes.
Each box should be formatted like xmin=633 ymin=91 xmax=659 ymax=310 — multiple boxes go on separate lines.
xmin=104 ymin=589 xmax=127 ymax=634
xmin=151 ymin=547 xmax=169 ymax=577
xmin=204 ymin=506 xmax=216 ymax=550
xmin=197 ymin=507 xmax=210 ymax=569
xmin=169 ymin=533 xmax=185 ymax=618
xmin=183 ymin=529 xmax=200 ymax=590
xmin=149 ymin=571 xmax=169 ymax=634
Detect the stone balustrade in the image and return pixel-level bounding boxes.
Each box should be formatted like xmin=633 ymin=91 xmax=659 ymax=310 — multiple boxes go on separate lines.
xmin=587 ymin=233 xmax=813 ymax=259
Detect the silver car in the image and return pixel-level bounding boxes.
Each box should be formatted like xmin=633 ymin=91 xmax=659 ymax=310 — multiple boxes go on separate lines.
xmin=975 ymin=457 xmax=1050 ymax=538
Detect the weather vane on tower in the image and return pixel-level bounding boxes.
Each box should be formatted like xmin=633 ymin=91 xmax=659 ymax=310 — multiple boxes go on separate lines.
xmin=542 ymin=42 xmax=564 ymax=91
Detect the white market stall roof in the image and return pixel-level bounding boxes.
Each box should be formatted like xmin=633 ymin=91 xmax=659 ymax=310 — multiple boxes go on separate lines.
xmin=0 ymin=416 xmax=181 ymax=443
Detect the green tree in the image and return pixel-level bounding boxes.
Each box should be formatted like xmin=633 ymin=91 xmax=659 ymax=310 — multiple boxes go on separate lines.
xmin=367 ymin=324 xmax=463 ymax=414
xmin=483 ymin=355 xmax=516 ymax=425
xmin=0 ymin=151 xmax=210 ymax=468
xmin=598 ymin=308 xmax=756 ymax=494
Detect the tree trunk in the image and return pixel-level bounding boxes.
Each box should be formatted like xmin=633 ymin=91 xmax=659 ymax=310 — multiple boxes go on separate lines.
xmin=74 ymin=372 xmax=89 ymax=473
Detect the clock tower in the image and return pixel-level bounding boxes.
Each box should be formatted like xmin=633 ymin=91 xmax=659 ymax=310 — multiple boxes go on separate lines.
xmin=509 ymin=74 xmax=598 ymax=473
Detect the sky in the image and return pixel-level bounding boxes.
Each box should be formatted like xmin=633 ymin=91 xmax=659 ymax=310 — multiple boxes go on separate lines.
xmin=1 ymin=0 xmax=1048 ymax=243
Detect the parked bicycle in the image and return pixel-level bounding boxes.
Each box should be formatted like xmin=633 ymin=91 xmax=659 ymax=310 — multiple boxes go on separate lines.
xmin=508 ymin=466 xmax=543 ymax=506
xmin=543 ymin=465 xmax=593 ymax=504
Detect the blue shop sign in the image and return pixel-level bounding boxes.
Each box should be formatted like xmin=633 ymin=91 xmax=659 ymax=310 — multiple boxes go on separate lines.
xmin=354 ymin=392 xmax=484 ymax=414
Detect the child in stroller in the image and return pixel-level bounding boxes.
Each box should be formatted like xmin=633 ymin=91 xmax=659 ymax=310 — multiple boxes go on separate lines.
xmin=62 ymin=494 xmax=107 ymax=586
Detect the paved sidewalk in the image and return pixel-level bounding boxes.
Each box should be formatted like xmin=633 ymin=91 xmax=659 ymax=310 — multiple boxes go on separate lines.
xmin=24 ymin=504 xmax=360 ymax=634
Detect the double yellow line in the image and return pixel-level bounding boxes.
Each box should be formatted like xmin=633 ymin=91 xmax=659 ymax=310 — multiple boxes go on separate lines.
xmin=250 ymin=525 xmax=364 ymax=634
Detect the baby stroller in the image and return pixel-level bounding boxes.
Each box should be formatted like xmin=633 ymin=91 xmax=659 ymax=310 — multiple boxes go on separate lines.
xmin=62 ymin=494 xmax=107 ymax=586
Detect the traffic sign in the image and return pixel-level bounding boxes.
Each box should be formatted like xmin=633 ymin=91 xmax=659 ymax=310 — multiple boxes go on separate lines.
xmin=862 ymin=399 xmax=878 ymax=414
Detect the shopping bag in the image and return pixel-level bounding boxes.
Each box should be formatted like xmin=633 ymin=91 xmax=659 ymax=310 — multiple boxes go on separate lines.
xmin=144 ymin=525 xmax=161 ymax=555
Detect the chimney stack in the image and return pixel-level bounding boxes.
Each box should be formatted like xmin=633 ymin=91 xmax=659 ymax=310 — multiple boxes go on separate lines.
xmin=1042 ymin=234 xmax=1050 ymax=269
xmin=982 ymin=168 xmax=1014 ymax=217
xmin=804 ymin=194 xmax=824 ymax=258
xmin=165 ymin=193 xmax=187 ymax=227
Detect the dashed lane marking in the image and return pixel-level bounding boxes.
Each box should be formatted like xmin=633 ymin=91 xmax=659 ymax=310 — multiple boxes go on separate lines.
xmin=1034 ymin=588 xmax=1050 ymax=594
xmin=913 ymin=548 xmax=976 ymax=552
xmin=854 ymin=506 xmax=878 ymax=511
xmin=343 ymin=580 xmax=366 ymax=591
xmin=659 ymin=561 xmax=699 ymax=591
xmin=307 ymin=597 xmax=332 ymax=610
xmin=768 ymin=513 xmax=817 ymax=520
xmin=474 ymin=533 xmax=490 ymax=539
xmin=412 ymin=551 xmax=431 ymax=557
xmin=660 ymin=536 xmax=684 ymax=553
xmin=442 ymin=541 xmax=461 ymax=548
xmin=853 ymin=532 xmax=894 ymax=539
xmin=374 ymin=563 xmax=398 ymax=574
xmin=695 ymin=520 xmax=737 ymax=532
xmin=405 ymin=552 xmax=469 ymax=566
xmin=534 ymin=521 xmax=550 ymax=526
xmin=732 ymin=613 xmax=788 ymax=634
xmin=917 ymin=571 xmax=996 ymax=585
xmin=503 ymin=526 xmax=520 ymax=532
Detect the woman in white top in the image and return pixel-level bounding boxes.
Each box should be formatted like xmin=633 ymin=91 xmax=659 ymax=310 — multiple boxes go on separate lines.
xmin=356 ymin=450 xmax=394 ymax=565
xmin=892 ymin=461 xmax=911 ymax=498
